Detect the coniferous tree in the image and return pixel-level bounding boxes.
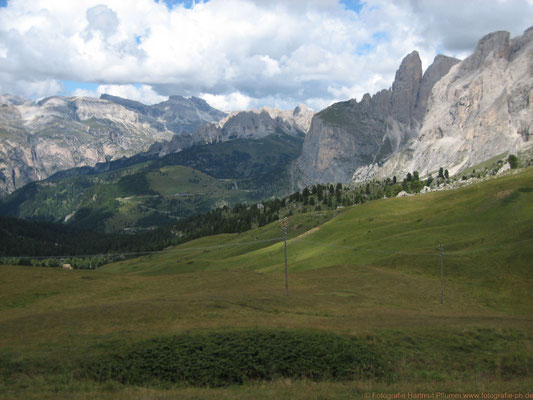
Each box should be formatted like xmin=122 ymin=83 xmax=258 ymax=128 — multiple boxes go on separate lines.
xmin=508 ymin=154 xmax=519 ymax=169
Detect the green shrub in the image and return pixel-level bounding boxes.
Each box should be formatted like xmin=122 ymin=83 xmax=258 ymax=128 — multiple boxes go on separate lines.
xmin=84 ymin=330 xmax=387 ymax=387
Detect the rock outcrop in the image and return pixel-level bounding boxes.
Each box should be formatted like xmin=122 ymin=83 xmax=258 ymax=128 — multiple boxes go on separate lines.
xmin=0 ymin=95 xmax=225 ymax=195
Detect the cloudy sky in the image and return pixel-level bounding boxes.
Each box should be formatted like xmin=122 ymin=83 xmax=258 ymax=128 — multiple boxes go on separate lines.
xmin=0 ymin=0 xmax=532 ymax=111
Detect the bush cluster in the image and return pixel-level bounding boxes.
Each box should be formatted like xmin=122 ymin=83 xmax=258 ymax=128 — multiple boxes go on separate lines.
xmin=84 ymin=329 xmax=388 ymax=387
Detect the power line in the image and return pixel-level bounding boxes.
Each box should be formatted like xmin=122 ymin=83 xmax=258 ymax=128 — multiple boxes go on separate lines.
xmin=2 ymin=234 xmax=532 ymax=260
xmin=292 ymin=237 xmax=533 ymax=257
xmin=0 ymin=237 xmax=284 ymax=260
xmin=294 ymin=238 xmax=439 ymax=256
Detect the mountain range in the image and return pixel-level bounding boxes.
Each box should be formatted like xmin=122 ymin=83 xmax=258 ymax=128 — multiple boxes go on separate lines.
xmin=0 ymin=94 xmax=226 ymax=195
xmin=0 ymin=26 xmax=531 ymax=231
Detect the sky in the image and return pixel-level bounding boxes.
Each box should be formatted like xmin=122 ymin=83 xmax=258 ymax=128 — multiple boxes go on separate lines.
xmin=0 ymin=0 xmax=532 ymax=112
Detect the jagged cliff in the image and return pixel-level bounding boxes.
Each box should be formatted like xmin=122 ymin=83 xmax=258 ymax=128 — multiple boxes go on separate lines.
xmin=294 ymin=27 xmax=532 ymax=187
xmin=368 ymin=28 xmax=533 ymax=180
xmin=293 ymin=51 xmax=459 ymax=185
xmin=0 ymin=95 xmax=225 ymax=195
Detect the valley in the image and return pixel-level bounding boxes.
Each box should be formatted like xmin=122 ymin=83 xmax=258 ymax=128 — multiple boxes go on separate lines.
xmin=1 ymin=166 xmax=532 ymax=398
xmin=0 ymin=14 xmax=532 ymax=399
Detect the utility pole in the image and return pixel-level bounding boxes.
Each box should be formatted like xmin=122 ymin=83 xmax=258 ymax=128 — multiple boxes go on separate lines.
xmin=281 ymin=218 xmax=289 ymax=296
xmin=439 ymin=243 xmax=444 ymax=304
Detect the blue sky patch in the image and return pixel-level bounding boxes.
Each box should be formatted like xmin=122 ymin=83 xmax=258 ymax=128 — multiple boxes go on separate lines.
xmin=157 ymin=0 xmax=208 ymax=9
xmin=355 ymin=43 xmax=372 ymax=55
xmin=340 ymin=0 xmax=363 ymax=14
xmin=372 ymin=31 xmax=390 ymax=42
xmin=60 ymin=81 xmax=99 ymax=96
xmin=0 ymin=0 xmax=8 ymax=8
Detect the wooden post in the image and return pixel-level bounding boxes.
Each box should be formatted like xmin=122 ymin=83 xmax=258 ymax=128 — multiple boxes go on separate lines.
xmin=281 ymin=218 xmax=289 ymax=296
xmin=440 ymin=243 xmax=444 ymax=304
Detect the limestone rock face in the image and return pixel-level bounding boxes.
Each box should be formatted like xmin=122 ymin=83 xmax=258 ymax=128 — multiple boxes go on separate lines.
xmin=292 ymin=104 xmax=315 ymax=133
xmin=295 ymin=27 xmax=531 ymax=187
xmin=294 ymin=51 xmax=458 ymax=187
xmin=414 ymin=55 xmax=461 ymax=121
xmin=372 ymin=27 xmax=533 ymax=180
xmin=0 ymin=94 xmax=225 ymax=195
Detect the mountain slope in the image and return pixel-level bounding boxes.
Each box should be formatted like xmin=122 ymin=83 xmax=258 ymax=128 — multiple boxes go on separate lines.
xmin=1 ymin=166 xmax=532 ymax=398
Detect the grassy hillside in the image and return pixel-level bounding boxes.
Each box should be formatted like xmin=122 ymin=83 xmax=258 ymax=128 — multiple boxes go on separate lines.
xmin=0 ymin=133 xmax=303 ymax=233
xmin=0 ymin=168 xmax=532 ymax=398
xmin=105 ymin=167 xmax=533 ymax=312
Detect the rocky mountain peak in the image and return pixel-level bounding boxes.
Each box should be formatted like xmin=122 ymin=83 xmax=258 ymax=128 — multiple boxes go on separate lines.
xmin=292 ymin=104 xmax=314 ymax=133
xmin=215 ymin=104 xmax=314 ymax=134
xmin=293 ymin=28 xmax=532 ymax=189
xmin=293 ymin=104 xmax=308 ymax=116
xmin=167 ymin=95 xmax=187 ymax=102
xmin=391 ymin=50 xmax=423 ymax=125
xmin=101 ymin=94 xmax=226 ymax=134
xmin=188 ymin=96 xmax=214 ymax=111
xmin=355 ymin=27 xmax=532 ymax=182
xmin=414 ymin=54 xmax=460 ymax=121
xmin=460 ymin=30 xmax=510 ymax=73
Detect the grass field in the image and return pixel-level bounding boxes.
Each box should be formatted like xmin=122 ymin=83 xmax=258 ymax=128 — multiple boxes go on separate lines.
xmin=1 ymin=168 xmax=532 ymax=398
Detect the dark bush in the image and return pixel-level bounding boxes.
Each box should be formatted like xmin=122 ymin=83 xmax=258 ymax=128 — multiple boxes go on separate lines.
xmin=84 ymin=329 xmax=387 ymax=387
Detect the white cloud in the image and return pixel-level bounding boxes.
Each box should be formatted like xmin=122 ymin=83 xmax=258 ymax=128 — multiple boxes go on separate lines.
xmin=85 ymin=4 xmax=119 ymax=38
xmin=72 ymin=84 xmax=167 ymax=104
xmin=0 ymin=73 xmax=62 ymax=99
xmin=0 ymin=0 xmax=531 ymax=111
xmin=200 ymin=92 xmax=252 ymax=112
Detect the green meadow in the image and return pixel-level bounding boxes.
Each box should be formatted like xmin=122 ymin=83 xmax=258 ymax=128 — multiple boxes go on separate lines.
xmin=1 ymin=168 xmax=532 ymax=398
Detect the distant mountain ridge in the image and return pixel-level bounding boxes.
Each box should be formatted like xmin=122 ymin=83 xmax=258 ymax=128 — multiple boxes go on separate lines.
xmin=100 ymin=94 xmax=227 ymax=134
xmin=0 ymin=94 xmax=226 ymax=196
xmin=0 ymin=92 xmax=314 ymax=197
xmin=151 ymin=104 xmax=314 ymax=156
